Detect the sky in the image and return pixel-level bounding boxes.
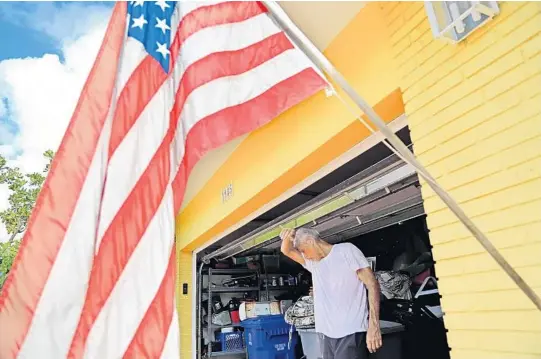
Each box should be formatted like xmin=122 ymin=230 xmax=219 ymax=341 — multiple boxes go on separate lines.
xmin=0 ymin=1 xmax=114 ymax=241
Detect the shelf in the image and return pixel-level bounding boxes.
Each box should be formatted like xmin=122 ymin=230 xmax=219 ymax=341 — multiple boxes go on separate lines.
xmin=206 ymin=268 xmax=259 ymax=275
xmin=205 ymin=286 xmax=259 ymax=293
xmin=263 ymin=286 xmax=298 ymax=291
xmin=209 ymin=349 xmax=245 ymax=357
xmin=210 ymin=323 xmax=243 ymax=330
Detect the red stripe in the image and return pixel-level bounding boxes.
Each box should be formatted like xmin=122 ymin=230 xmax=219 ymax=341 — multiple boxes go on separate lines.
xmin=122 ymin=68 xmax=326 ymax=358
xmin=108 ymin=1 xmax=266 ymax=158
xmin=0 ymin=4 xmax=127 ymax=358
xmin=122 ymin=248 xmax=176 ymax=359
xmin=170 ymin=32 xmax=293 ymax=123
xmin=172 ymin=68 xmax=327 ymax=212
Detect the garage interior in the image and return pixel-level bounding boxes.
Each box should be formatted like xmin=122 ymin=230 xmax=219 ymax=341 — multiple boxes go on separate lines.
xmin=196 ymin=126 xmax=451 ymax=359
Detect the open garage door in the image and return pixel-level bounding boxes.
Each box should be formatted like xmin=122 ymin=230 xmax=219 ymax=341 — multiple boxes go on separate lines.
xmin=204 ymin=152 xmax=423 ymax=261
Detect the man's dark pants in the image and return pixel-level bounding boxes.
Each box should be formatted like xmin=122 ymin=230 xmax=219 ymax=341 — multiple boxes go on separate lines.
xmin=319 ymin=332 xmax=369 ymax=359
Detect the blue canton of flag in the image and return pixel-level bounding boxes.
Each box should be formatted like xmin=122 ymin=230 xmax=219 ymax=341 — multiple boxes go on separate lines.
xmin=127 ymin=0 xmax=177 ymax=73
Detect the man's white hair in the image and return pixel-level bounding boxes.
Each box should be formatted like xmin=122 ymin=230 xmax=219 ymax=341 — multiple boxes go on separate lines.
xmin=293 ymin=227 xmax=321 ymax=248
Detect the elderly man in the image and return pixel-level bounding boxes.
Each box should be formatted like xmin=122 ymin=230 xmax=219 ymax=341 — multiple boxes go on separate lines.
xmin=280 ymin=227 xmax=382 ymax=359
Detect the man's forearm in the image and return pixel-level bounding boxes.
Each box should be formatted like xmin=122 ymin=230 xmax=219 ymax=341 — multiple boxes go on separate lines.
xmin=361 ymin=269 xmax=383 ymax=353
xmin=358 ymin=268 xmax=381 ymax=327
xmin=280 ymin=236 xmax=294 ymax=254
xmin=367 ymin=280 xmax=380 ymax=328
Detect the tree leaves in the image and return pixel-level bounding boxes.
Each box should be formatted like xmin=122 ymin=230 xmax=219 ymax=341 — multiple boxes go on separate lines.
xmin=0 ymin=150 xmax=54 ymax=289
xmin=0 ymin=240 xmax=21 ymax=289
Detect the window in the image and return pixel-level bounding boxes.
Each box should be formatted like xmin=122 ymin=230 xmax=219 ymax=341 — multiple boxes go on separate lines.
xmin=425 ymin=1 xmax=500 ymax=43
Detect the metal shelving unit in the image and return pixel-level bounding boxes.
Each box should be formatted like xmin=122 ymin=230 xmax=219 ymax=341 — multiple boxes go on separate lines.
xmin=202 ymin=268 xmax=261 ymax=358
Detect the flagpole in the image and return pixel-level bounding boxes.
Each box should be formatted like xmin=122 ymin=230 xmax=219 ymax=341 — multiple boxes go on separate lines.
xmin=262 ymin=1 xmax=541 ymax=311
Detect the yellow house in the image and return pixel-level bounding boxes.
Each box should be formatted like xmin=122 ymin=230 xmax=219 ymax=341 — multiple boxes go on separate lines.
xmin=175 ymin=2 xmax=541 ymax=358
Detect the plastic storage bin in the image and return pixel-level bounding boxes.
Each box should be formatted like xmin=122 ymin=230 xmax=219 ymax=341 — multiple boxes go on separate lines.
xmin=241 ymin=315 xmax=297 ymax=359
xmin=298 ymin=329 xmax=322 ymax=359
xmin=297 ymin=321 xmax=404 ymax=359
xmin=220 ymin=331 xmax=245 ymax=352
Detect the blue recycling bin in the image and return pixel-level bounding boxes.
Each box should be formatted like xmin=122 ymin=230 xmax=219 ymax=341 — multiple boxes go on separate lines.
xmin=241 ymin=315 xmax=297 ymax=359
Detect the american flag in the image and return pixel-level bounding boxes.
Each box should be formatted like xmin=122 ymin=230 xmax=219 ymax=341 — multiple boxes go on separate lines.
xmin=0 ymin=1 xmax=326 ymax=358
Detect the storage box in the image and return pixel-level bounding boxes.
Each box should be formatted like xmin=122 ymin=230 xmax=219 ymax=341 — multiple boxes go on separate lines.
xmin=220 ymin=332 xmax=245 ymax=352
xmin=298 ymin=329 xmax=322 ymax=359
xmin=240 ymin=301 xmax=281 ymax=320
xmin=241 ymin=315 xmax=297 ymax=359
xmin=297 ymin=321 xmax=404 ymax=359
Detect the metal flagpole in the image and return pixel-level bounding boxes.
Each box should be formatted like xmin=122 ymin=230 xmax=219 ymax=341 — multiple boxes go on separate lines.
xmin=263 ymin=1 xmax=541 ymax=311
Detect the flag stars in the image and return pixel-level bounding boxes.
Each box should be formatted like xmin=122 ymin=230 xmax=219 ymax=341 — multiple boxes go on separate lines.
xmin=132 ymin=0 xmax=145 ymax=7
xmin=155 ymin=18 xmax=170 ymax=34
xmin=155 ymin=0 xmax=170 ymax=12
xmin=156 ymin=42 xmax=170 ymax=59
xmin=131 ymin=14 xmax=148 ymax=29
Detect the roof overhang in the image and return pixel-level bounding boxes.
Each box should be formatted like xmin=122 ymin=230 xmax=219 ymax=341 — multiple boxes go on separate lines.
xmin=279 ymin=1 xmax=367 ymax=51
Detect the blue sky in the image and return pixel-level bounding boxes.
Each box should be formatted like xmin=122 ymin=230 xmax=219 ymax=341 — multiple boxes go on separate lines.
xmin=0 ymin=1 xmax=113 ymax=156
xmin=0 ymin=2 xmax=114 ymax=60
xmin=0 ymin=17 xmax=58 ymax=61
xmin=0 ymin=1 xmax=113 ymax=240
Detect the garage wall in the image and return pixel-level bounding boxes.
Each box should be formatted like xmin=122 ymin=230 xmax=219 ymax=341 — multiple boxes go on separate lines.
xmin=177 ymin=251 xmax=193 ymax=359
xmin=382 ymin=2 xmax=541 ymax=358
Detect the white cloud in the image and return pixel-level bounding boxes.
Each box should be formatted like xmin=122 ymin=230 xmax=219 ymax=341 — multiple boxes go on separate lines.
xmin=0 ymin=99 xmax=6 ymax=118
xmin=0 ymin=3 xmax=111 ymax=241
xmin=0 ymin=12 xmax=109 ymax=172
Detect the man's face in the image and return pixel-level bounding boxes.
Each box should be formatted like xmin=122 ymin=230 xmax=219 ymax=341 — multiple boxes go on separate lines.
xmin=297 ymin=237 xmax=323 ymax=261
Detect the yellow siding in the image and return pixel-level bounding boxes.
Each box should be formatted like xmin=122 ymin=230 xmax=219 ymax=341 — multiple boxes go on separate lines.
xmin=177 ymin=250 xmax=193 ymax=359
xmin=383 ymin=1 xmax=541 ymax=358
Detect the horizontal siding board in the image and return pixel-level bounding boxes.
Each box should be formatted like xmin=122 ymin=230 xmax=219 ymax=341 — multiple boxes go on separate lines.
xmin=451 ymin=350 xmax=541 ymax=359
xmin=444 ymin=310 xmax=541 ymax=332
xmin=441 ymin=286 xmax=541 ymax=312
xmin=421 ymin=153 xmax=541 ymax=208
xmin=433 ymin=242 xmax=541 ymax=276
xmin=437 ymin=266 xmax=541 ymax=295
xmin=446 ymin=330 xmax=541 ymax=354
xmin=425 ymin=177 xmax=541 ymax=223
xmin=430 ymin=217 xmax=541 ymax=244
xmin=415 ymin=93 xmax=541 ymax=167
xmin=431 ymin=221 xmax=541 ymax=258
xmin=408 ymin=49 xmax=537 ymax=136
xmin=426 ymin=198 xmax=541 ymax=239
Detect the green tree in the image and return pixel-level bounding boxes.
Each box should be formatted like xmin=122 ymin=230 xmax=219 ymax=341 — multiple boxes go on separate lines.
xmin=0 ymin=150 xmax=54 ymax=289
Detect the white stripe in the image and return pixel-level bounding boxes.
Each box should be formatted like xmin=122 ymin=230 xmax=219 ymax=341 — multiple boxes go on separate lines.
xmin=181 ymin=48 xmax=313 ymax=131
xmin=95 ymin=5 xmax=182 ymax=245
xmin=17 ymin=94 xmax=116 ymax=359
xmin=98 ymin=11 xmax=282 ymax=238
xmin=83 ymin=187 xmax=175 ymax=359
xmin=179 ymin=12 xmax=281 ymax=68
xmin=176 ymin=0 xmax=233 ymax=17
xmin=160 ymin=307 xmax=180 ymax=359
xmin=117 ymin=38 xmax=148 ymax=87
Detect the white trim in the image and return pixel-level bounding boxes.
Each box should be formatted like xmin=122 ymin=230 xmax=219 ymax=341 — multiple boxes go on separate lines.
xmin=193 ymin=114 xmax=407 ymax=255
